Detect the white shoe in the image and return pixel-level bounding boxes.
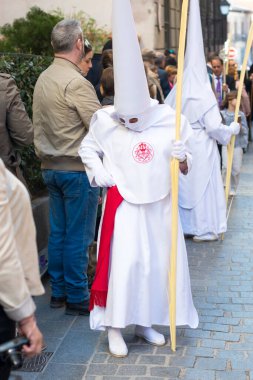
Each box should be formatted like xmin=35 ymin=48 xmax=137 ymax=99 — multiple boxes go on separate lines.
xmin=135 ymin=326 xmax=165 ymax=346
xmin=193 ymin=233 xmax=218 ymax=242
xmin=108 ymin=328 xmax=128 ymax=357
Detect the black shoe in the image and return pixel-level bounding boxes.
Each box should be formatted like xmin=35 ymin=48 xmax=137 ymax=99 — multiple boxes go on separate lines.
xmin=65 ymin=301 xmax=90 ymax=316
xmin=50 ymin=296 xmax=66 ymax=308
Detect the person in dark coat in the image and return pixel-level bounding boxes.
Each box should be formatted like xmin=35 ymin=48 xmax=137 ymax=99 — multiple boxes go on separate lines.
xmin=100 ymin=67 xmax=114 ymax=106
xmin=155 ymin=53 xmax=171 ymax=98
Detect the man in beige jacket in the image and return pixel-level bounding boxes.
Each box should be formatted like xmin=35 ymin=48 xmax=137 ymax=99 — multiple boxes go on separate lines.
xmin=33 ymin=19 xmax=101 ymax=315
xmin=0 ymin=73 xmax=33 ymax=187
xmin=0 ymin=159 xmax=44 ymax=379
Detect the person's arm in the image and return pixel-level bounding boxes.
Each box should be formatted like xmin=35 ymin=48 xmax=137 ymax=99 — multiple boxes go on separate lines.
xmin=238 ymin=112 xmax=249 ymax=148
xmin=18 ymin=315 xmax=43 ymax=357
xmin=239 ymin=113 xmax=248 ymax=136
xmin=203 ymin=105 xmax=239 ymax=145
xmin=0 ymin=162 xmax=35 ymax=319
xmin=79 ymin=127 xmax=114 ymax=188
xmin=171 ymin=115 xmax=193 ymax=175
xmin=6 ymin=77 xmax=33 ymax=147
xmin=65 ymin=77 xmax=101 ymax=131
xmin=0 ymin=160 xmax=43 ymax=356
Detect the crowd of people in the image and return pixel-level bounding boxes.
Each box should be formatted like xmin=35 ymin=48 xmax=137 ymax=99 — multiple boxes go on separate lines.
xmin=1 ymin=0 xmax=253 ymax=375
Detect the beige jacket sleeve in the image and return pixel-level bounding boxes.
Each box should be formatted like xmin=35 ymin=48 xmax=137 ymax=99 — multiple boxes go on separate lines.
xmin=65 ymin=77 xmax=101 ymax=131
xmin=0 ymin=159 xmax=44 ymax=321
xmin=6 ymin=76 xmax=34 ymax=147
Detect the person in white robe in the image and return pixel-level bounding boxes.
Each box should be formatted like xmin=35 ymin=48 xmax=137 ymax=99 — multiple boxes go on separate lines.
xmin=79 ymin=0 xmax=198 ymax=358
xmin=165 ymin=0 xmax=240 ymax=242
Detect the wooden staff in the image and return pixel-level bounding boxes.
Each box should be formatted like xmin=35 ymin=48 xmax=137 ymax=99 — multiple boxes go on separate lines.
xmin=169 ymin=0 xmax=189 ymax=352
xmin=222 ymin=64 xmax=226 ymax=100
xmin=223 ymin=37 xmax=230 ymax=100
xmin=224 ymin=23 xmax=253 ymax=210
xmin=225 ymin=35 xmax=231 ymax=76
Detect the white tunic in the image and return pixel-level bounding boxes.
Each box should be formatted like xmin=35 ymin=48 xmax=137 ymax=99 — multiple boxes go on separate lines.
xmin=178 ymin=105 xmax=234 ymax=236
xmin=164 ymin=0 xmax=235 ymax=237
xmin=79 ymin=105 xmax=199 ymax=330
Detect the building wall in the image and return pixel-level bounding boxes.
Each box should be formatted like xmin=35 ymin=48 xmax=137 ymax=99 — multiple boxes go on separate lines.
xmin=228 ymin=10 xmax=253 ymax=66
xmin=1 ymin=0 xmax=112 ymax=30
xmin=132 ymin=0 xmax=157 ymax=49
xmin=164 ymin=0 xmax=182 ymax=50
xmin=1 ymin=0 xmax=230 ymax=54
xmin=199 ymin=0 xmax=228 ymax=55
xmin=1 ymin=0 xmax=158 ymax=50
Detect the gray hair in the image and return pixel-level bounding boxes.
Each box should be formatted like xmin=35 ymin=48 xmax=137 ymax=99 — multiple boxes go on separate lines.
xmin=51 ymin=19 xmax=83 ymax=53
xmin=155 ymin=53 xmax=165 ymax=67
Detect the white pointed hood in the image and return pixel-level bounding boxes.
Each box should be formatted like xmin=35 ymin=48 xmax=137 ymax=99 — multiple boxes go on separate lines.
xmin=112 ymin=0 xmax=157 ymax=125
xmin=165 ymin=0 xmax=217 ymax=123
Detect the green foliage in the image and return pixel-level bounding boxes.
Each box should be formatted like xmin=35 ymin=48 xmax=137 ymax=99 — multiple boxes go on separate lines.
xmin=0 ymin=53 xmax=53 ymax=195
xmin=72 ymin=11 xmax=110 ymax=53
xmin=0 ymin=53 xmax=52 ymax=117
xmin=0 ymin=7 xmax=110 ymax=56
xmin=0 ymin=7 xmax=62 ymax=55
xmin=0 ymin=6 xmax=110 ymax=193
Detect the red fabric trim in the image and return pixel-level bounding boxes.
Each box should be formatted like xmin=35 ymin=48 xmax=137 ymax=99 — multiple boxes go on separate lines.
xmin=89 ymin=186 xmax=123 ymax=311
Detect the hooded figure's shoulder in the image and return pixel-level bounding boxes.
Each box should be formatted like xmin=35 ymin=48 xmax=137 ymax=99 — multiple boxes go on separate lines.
xmin=91 ymin=106 xmax=118 ymax=130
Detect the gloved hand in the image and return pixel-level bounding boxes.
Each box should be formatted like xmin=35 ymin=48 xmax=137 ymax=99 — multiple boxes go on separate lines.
xmin=230 ymin=121 xmax=240 ymax=135
xmin=94 ymin=167 xmax=115 ymax=188
xmin=171 ymin=140 xmax=187 ymax=162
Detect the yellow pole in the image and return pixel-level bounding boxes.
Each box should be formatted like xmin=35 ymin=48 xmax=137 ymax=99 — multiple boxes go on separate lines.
xmin=225 ymin=35 xmax=231 ymax=76
xmin=169 ymin=0 xmax=189 ymax=352
xmin=223 ymin=36 xmax=231 ymax=99
xmin=224 ymin=23 xmax=253 ymax=209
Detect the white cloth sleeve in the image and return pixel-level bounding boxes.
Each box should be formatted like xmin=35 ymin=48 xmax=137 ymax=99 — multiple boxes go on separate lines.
xmin=79 ymin=130 xmax=114 ymax=187
xmin=202 ymin=105 xmax=235 ymax=146
xmin=0 ymin=161 xmax=36 ymax=321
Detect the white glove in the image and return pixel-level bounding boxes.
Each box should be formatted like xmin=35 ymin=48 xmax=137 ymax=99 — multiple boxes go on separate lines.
xmin=94 ymin=167 xmax=115 ymax=188
xmin=171 ymin=140 xmax=187 ymax=162
xmin=230 ymin=122 xmax=240 ymax=135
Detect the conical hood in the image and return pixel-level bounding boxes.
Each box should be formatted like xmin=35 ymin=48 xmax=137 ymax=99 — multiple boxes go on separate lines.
xmin=165 ymin=0 xmax=217 ymax=123
xmin=112 ymin=0 xmax=152 ymax=118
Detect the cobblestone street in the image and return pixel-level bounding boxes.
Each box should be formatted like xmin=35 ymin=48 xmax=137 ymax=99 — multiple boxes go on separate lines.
xmin=10 ymin=142 xmax=253 ymax=380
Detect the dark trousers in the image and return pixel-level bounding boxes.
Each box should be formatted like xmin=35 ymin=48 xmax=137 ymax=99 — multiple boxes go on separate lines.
xmin=0 ymin=306 xmax=15 ymax=380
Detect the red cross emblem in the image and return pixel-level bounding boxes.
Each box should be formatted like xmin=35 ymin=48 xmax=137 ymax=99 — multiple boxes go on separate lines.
xmin=132 ymin=142 xmax=154 ymax=164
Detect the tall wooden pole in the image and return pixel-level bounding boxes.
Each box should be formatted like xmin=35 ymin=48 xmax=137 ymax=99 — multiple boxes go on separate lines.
xmin=169 ymin=0 xmax=189 ymax=352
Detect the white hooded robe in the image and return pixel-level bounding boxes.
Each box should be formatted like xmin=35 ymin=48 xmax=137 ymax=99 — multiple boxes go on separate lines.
xmin=165 ymin=0 xmax=235 ymax=237
xmin=79 ymin=105 xmax=199 ymax=330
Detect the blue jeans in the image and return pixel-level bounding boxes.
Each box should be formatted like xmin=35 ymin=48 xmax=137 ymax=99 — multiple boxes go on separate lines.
xmin=42 ymin=170 xmax=99 ymax=303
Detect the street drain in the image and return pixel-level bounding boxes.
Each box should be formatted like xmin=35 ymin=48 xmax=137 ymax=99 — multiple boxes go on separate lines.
xmin=19 ymin=352 xmax=53 ymax=372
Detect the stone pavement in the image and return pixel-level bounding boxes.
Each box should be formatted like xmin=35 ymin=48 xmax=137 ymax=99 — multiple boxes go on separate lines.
xmin=10 ymin=142 xmax=253 ymax=380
